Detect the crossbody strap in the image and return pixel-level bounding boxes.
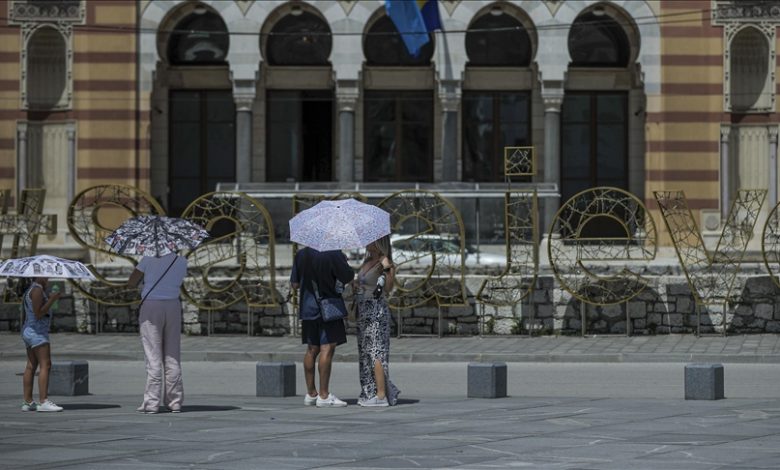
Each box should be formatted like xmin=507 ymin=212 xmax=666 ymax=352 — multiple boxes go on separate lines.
xmin=137 ymin=257 xmax=178 ymax=310
xmin=302 ymin=248 xmax=322 ymax=302
xmin=311 ymin=279 xmax=322 ymax=302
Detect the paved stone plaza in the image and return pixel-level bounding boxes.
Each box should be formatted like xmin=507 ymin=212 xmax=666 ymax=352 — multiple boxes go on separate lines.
xmin=1 ymin=334 xmax=780 ymax=469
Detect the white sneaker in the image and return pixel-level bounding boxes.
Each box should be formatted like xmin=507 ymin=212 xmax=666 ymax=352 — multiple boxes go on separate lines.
xmin=316 ymin=393 xmax=347 ymax=408
xmin=359 ymin=396 xmax=389 ymax=407
xmin=303 ymin=394 xmax=318 ymax=406
xmin=37 ymin=399 xmax=63 ymax=412
xmin=21 ymin=401 xmax=37 ymax=412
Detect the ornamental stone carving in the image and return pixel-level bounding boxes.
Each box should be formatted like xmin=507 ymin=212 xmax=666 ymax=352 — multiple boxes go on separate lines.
xmin=8 ymin=0 xmax=85 ymax=24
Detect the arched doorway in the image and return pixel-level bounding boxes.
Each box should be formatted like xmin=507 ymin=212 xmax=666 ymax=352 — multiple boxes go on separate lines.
xmin=362 ymin=13 xmax=435 ymax=182
xmin=262 ymin=7 xmax=334 ymax=182
xmin=163 ymin=6 xmax=235 ymax=217
xmin=462 ymin=5 xmax=535 ymax=182
xmin=561 ymin=5 xmax=637 ymax=205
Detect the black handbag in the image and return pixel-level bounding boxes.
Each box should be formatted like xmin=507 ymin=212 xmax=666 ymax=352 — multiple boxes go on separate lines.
xmin=311 ymin=280 xmax=348 ymax=322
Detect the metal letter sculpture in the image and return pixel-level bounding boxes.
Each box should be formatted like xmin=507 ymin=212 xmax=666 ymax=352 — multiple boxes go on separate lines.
xmin=655 ymin=189 xmax=766 ymax=334
xmin=475 ymin=146 xmax=539 ymax=334
xmin=67 ymin=185 xmax=164 ymax=305
xmin=762 ymin=201 xmax=780 ymax=288
xmin=504 ymin=146 xmax=536 ymax=177
xmin=549 ymin=187 xmax=657 ymax=307
xmin=180 ymin=192 xmax=279 ymax=316
xmin=477 ymin=191 xmax=538 ymax=307
xmin=377 ymin=190 xmax=467 ymax=309
xmin=1 ymin=188 xmax=58 ymax=303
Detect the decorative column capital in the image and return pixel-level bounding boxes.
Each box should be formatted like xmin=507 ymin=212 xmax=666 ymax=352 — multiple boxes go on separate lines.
xmin=232 ymin=78 xmax=256 ymax=112
xmin=234 ymin=96 xmax=254 ymax=112
xmin=542 ymin=91 xmax=564 ymax=113
xmin=720 ymin=126 xmax=731 ymax=142
xmin=438 ymin=79 xmax=461 ymax=113
xmin=541 ymin=79 xmax=564 ymax=112
xmin=770 ymin=126 xmax=779 ymax=143
xmin=17 ymin=122 xmax=27 ymax=139
xmin=336 ymin=80 xmax=359 ymax=112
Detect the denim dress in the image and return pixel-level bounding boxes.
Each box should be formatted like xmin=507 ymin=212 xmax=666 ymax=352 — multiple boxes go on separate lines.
xmin=21 ymin=283 xmax=51 ymax=349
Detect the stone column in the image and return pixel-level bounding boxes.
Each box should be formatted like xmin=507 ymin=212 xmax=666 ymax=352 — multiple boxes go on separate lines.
xmin=66 ymin=123 xmax=76 ymax=204
xmin=720 ymin=126 xmax=731 ymax=221
xmin=233 ymin=80 xmax=256 ymax=185
xmin=769 ymin=126 xmax=778 ymax=208
xmin=17 ymin=122 xmax=27 ymax=194
xmin=542 ymin=88 xmax=564 ymax=233
xmin=336 ymin=83 xmax=359 ymax=184
xmin=439 ymin=80 xmax=461 ymax=182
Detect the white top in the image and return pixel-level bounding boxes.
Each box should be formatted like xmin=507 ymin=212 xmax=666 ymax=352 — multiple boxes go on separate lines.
xmin=137 ymin=254 xmax=187 ymax=301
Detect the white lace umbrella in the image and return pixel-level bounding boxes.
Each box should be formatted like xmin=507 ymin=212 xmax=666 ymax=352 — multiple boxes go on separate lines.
xmin=0 ymin=254 xmax=96 ymax=280
xmin=289 ymin=198 xmax=391 ymax=251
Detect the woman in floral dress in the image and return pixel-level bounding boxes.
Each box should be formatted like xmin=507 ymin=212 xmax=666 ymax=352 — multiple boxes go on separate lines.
xmin=355 ymin=235 xmax=400 ymax=407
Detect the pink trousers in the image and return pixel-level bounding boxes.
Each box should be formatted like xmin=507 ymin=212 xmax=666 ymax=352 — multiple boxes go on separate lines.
xmin=139 ymin=299 xmax=183 ymax=411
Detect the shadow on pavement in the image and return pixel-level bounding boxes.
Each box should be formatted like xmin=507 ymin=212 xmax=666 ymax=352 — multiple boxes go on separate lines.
xmin=180 ymin=405 xmax=241 ymax=412
xmin=395 ymin=399 xmax=419 ymax=405
xmin=343 ymin=398 xmax=420 ymax=406
xmin=62 ymin=403 xmax=122 ymax=410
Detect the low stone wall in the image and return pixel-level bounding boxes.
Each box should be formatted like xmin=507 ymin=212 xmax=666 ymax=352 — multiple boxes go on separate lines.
xmin=2 ymin=263 xmax=780 ymax=336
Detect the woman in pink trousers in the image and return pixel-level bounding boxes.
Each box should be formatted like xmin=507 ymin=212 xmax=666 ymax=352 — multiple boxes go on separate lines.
xmin=128 ymin=252 xmax=188 ymax=414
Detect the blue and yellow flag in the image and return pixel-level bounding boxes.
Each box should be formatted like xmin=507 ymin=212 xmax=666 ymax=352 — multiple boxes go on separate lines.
xmin=386 ymin=0 xmax=442 ymax=57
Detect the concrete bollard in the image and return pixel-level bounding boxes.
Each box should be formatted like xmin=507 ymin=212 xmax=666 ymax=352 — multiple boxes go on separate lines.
xmin=49 ymin=361 xmax=89 ymax=396
xmin=256 ymin=362 xmax=296 ymax=397
xmin=685 ymin=363 xmax=724 ymax=400
xmin=467 ymin=362 xmax=507 ymax=398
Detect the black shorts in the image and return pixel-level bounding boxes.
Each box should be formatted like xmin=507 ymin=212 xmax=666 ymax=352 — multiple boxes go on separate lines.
xmin=301 ymin=318 xmax=347 ymax=347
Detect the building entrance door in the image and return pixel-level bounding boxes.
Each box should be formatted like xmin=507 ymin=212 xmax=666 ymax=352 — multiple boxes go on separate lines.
xmin=169 ymin=90 xmax=235 ymax=217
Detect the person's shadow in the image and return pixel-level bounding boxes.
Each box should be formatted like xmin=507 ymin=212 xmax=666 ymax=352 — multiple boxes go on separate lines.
xmin=344 ymin=398 xmax=419 ymax=406
xmin=61 ymin=404 xmax=121 ymax=410
xmin=176 ymin=405 xmax=240 ymax=412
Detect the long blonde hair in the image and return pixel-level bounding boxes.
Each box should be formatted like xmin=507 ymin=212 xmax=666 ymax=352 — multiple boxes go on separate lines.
xmin=371 ymin=235 xmax=392 ymax=264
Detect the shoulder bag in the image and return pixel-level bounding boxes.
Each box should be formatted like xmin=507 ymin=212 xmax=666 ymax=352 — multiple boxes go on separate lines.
xmin=311 ymin=279 xmax=348 ymax=322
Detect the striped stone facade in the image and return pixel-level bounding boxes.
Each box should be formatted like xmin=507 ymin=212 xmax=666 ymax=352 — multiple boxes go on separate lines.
xmin=0 ymin=0 xmax=141 ymax=242
xmin=650 ymin=0 xmax=780 ymax=242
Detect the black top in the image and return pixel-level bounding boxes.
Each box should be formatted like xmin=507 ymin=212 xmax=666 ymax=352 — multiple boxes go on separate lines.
xmin=290 ymin=247 xmax=355 ymax=319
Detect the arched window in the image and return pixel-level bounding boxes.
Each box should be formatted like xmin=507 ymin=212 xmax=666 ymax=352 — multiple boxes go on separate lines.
xmin=266 ymin=11 xmax=332 ymax=65
xmin=465 ymin=12 xmax=532 ymax=66
xmin=26 ymin=27 xmax=67 ymax=109
xmin=729 ymin=27 xmax=770 ymax=112
xmin=364 ymin=15 xmax=434 ymax=66
xmin=167 ymin=11 xmax=229 ymax=65
xmin=568 ymin=12 xmax=630 ymax=67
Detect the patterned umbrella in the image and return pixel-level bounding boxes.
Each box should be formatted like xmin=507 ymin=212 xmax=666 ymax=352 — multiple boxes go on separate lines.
xmin=0 ymin=254 xmax=96 ymax=280
xmin=289 ymin=198 xmax=391 ymax=251
xmin=105 ymin=215 xmax=209 ymax=257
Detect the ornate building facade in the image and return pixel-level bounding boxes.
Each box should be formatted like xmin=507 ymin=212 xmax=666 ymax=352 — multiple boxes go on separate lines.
xmin=0 ymin=0 xmax=778 ymax=246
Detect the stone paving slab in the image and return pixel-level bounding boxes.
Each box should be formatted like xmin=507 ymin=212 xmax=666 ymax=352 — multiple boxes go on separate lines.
xmin=2 ymin=333 xmax=780 ymax=363
xmin=1 ymin=392 xmax=779 ymax=469
xmin=1 ymin=360 xmax=779 ymax=469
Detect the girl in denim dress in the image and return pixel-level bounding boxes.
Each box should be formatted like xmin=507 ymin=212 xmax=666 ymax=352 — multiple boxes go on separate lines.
xmin=20 ymin=277 xmax=62 ymax=412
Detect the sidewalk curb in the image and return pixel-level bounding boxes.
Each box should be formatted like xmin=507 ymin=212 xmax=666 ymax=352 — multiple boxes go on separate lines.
xmin=3 ymin=351 xmax=780 ymax=363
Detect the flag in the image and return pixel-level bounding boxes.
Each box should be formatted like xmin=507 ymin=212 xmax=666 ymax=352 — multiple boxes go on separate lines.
xmin=419 ymin=0 xmax=442 ymax=32
xmin=386 ymin=0 xmax=441 ymax=57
